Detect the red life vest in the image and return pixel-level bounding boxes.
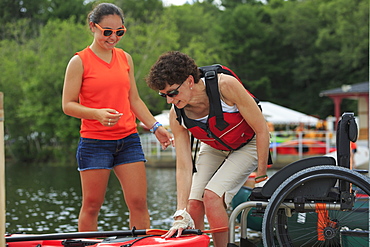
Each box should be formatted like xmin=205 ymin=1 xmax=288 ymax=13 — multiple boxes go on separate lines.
xmin=175 ymin=64 xmax=259 ymax=151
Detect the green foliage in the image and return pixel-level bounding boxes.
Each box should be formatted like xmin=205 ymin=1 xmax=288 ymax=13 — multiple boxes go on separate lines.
xmin=0 ymin=0 xmax=368 ymax=163
xmin=219 ymin=3 xmax=275 ymax=99
xmin=115 ymin=0 xmax=164 ymax=22
xmin=2 ymin=18 xmax=90 ymax=163
xmin=219 ymin=0 xmax=368 ymax=118
xmin=166 ymin=2 xmax=226 ymax=65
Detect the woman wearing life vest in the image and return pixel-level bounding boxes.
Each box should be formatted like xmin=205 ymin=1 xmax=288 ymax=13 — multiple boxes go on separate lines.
xmin=146 ymin=51 xmax=270 ymax=247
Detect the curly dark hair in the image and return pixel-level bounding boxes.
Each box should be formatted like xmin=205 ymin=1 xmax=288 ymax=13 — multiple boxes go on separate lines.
xmin=146 ymin=51 xmax=200 ymax=90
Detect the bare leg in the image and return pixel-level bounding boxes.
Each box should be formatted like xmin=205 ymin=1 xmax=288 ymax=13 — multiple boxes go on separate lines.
xmin=78 ymin=169 xmax=110 ymax=231
xmin=203 ymin=189 xmax=228 ymax=247
xmin=114 ymin=162 xmax=150 ymax=229
xmin=188 ymin=199 xmax=205 ymax=229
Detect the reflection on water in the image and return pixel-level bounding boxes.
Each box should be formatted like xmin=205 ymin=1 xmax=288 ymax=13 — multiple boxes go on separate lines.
xmin=5 ymin=163 xmax=177 ymax=234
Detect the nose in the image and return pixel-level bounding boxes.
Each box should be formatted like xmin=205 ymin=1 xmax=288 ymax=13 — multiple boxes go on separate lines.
xmin=110 ymin=33 xmax=118 ymax=38
xmin=166 ymin=96 xmax=174 ymax=104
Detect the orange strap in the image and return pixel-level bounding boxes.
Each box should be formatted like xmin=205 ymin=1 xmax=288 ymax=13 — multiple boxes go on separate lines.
xmin=315 ymin=203 xmax=328 ymax=241
xmin=203 ymin=226 xmax=230 ymax=233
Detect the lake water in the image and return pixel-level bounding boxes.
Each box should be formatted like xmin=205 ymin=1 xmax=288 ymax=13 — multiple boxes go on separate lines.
xmin=5 ymin=162 xmax=276 ymax=246
xmin=5 ymin=163 xmax=178 ymax=234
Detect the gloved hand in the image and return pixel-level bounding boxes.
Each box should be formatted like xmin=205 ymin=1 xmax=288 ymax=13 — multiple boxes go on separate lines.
xmin=162 ymin=208 xmax=195 ymax=238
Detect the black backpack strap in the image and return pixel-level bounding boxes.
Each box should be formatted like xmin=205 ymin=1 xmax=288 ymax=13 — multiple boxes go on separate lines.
xmin=200 ymin=65 xmax=229 ymax=131
xmin=174 ymin=106 xmax=182 ymax=125
xmin=190 ymin=134 xmax=200 ymax=173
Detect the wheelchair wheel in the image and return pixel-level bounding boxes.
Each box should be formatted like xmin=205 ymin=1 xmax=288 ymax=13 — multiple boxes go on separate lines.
xmin=262 ymin=166 xmax=370 ymax=247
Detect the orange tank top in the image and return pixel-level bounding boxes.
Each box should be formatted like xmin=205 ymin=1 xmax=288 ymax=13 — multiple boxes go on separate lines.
xmin=76 ymin=47 xmax=137 ymax=140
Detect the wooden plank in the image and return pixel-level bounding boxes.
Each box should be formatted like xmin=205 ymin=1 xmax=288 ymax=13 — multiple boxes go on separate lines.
xmin=0 ymin=92 xmax=5 ymax=247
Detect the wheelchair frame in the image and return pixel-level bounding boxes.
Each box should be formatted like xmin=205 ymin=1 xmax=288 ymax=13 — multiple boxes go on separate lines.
xmin=227 ymin=112 xmax=370 ymax=247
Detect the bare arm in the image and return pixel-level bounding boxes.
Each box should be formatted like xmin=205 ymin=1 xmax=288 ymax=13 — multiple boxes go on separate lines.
xmin=125 ymin=52 xmax=173 ymax=148
xmin=168 ymin=107 xmax=193 ymax=210
xmin=219 ymin=74 xmax=270 ymax=177
xmin=62 ymin=55 xmax=122 ymax=126
xmin=161 ymin=107 xmax=194 ymax=238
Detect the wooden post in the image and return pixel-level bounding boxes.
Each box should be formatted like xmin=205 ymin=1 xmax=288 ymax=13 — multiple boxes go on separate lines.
xmin=0 ymin=92 xmax=5 ymax=247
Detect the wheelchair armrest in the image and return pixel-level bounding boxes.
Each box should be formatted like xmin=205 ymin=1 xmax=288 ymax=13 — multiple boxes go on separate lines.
xmin=249 ymin=187 xmax=269 ymax=201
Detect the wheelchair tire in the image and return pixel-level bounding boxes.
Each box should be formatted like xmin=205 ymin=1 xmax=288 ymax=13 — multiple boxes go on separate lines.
xmin=262 ymin=165 xmax=370 ymax=247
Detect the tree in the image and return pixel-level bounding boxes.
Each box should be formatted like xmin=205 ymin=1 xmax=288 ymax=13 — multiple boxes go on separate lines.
xmin=1 ymin=0 xmax=368 ymax=163
xmin=0 ymin=0 xmax=92 ymax=40
xmin=219 ymin=3 xmax=274 ymax=99
xmin=115 ymin=0 xmax=164 ymax=23
xmin=2 ymin=18 xmax=91 ymax=163
xmin=219 ymin=0 xmax=368 ymax=118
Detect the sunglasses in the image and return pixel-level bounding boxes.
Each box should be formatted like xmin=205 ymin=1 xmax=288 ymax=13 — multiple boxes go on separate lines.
xmin=159 ymin=82 xmax=184 ymax=98
xmin=95 ymin=23 xmax=126 ymax=37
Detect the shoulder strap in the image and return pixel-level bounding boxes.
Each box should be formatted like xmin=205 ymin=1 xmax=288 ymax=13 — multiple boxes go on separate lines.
xmin=199 ymin=65 xmax=229 ymax=131
xmin=190 ymin=134 xmax=200 ymax=173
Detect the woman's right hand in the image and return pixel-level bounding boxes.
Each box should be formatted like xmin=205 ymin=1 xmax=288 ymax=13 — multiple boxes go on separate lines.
xmin=96 ymin=108 xmax=122 ymax=127
xmin=161 ymin=209 xmax=195 ymax=239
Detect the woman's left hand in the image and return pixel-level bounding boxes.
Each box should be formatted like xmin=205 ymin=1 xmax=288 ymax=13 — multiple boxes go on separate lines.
xmin=155 ymin=126 xmax=174 ymax=149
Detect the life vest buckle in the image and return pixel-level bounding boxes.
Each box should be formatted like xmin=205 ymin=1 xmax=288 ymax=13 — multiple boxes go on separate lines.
xmin=204 ymin=70 xmax=216 ymax=80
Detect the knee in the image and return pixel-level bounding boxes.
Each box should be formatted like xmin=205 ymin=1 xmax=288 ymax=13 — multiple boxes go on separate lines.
xmin=81 ymin=198 xmax=103 ymax=215
xmin=127 ymin=196 xmax=148 ymax=211
xmin=188 ymin=199 xmax=203 ymax=211
xmin=203 ymin=190 xmax=224 ymax=210
xmin=203 ymin=189 xmax=220 ymax=202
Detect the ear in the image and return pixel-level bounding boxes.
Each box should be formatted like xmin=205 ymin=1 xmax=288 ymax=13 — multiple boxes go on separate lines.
xmin=187 ymin=75 xmax=194 ymax=87
xmin=89 ymin=22 xmax=95 ymax=32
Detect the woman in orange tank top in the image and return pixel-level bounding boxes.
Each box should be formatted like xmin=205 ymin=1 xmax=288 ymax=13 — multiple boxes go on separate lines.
xmin=62 ymin=3 xmax=173 ymax=232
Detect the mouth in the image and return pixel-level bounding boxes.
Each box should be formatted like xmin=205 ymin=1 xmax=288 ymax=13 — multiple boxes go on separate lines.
xmin=174 ymin=100 xmax=182 ymax=107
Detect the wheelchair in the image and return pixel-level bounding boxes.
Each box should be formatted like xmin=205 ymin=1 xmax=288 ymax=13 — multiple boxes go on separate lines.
xmin=228 ymin=112 xmax=370 ymax=247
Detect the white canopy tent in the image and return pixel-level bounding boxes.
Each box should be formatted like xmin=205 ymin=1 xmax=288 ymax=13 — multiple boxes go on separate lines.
xmin=259 ymin=101 xmax=319 ymax=126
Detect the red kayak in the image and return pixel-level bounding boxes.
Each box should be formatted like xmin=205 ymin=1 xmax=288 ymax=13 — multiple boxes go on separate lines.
xmin=6 ymin=229 xmax=211 ymax=247
xmin=6 ymin=235 xmax=210 ymax=247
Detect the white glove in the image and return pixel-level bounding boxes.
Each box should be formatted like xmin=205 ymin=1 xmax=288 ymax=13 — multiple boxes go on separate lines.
xmin=169 ymin=208 xmax=195 ymax=231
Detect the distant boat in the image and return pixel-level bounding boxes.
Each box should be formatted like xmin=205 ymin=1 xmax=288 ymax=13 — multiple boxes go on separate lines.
xmin=273 ymin=139 xmax=335 ymax=155
xmin=270 ymin=139 xmax=336 ymax=168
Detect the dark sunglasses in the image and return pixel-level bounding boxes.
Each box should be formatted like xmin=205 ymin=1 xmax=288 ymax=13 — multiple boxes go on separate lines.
xmin=95 ymin=23 xmax=126 ymax=37
xmin=159 ymin=82 xmax=184 ymax=98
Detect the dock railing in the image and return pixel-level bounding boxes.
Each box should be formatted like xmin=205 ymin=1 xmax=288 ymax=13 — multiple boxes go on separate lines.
xmin=140 ymin=133 xmax=176 ymax=167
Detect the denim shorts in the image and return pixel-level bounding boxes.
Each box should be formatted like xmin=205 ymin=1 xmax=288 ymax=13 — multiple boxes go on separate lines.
xmin=76 ymin=133 xmax=146 ymax=171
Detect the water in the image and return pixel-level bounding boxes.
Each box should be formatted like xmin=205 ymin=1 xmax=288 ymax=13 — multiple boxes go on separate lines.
xmin=5 ymin=163 xmax=177 ymax=234
xmin=5 ymin=162 xmax=277 ymax=246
